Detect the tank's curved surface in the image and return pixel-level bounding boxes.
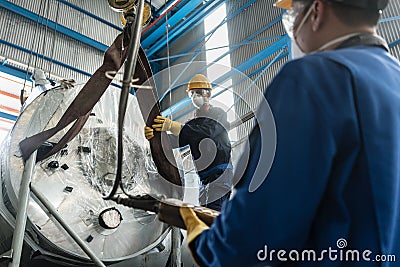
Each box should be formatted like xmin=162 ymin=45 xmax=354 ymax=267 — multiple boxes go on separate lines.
xmin=0 ymin=86 xmax=179 ymax=263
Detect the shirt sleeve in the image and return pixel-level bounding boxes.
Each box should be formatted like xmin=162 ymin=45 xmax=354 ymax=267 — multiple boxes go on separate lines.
xmin=189 ymin=57 xmax=353 ymax=267
xmin=179 ymin=108 xmax=229 ymax=146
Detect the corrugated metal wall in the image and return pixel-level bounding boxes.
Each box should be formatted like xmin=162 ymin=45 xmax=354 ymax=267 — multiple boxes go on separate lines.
xmin=226 ymin=0 xmax=288 ymax=139
xmin=0 ymin=0 xmax=121 ymax=83
xmin=158 ymin=21 xmax=207 ymax=120
xmin=379 ymin=0 xmax=400 ymax=57
xmin=226 ymin=0 xmax=400 ymax=139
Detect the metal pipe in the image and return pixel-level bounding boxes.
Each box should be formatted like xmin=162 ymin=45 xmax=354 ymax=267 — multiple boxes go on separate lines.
xmin=8 ymin=151 xmax=37 ymax=267
xmin=30 ymin=185 xmax=106 ymax=267
xmin=105 ymin=0 xmax=145 ymax=199
xmin=122 ymin=0 xmax=145 ymax=88
xmin=170 ymin=227 xmax=182 ymax=267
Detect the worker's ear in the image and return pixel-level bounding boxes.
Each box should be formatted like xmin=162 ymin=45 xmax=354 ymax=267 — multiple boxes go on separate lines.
xmin=311 ymin=0 xmax=324 ymax=32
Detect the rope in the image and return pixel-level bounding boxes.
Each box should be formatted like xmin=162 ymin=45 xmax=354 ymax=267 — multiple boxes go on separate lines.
xmin=33 ymin=0 xmax=46 ymax=69
xmin=165 ymin=0 xmax=173 ymax=119
xmin=21 ymin=0 xmax=45 ymax=103
xmin=40 ymin=0 xmax=51 ymax=70
xmin=48 ymin=0 xmax=61 ymax=80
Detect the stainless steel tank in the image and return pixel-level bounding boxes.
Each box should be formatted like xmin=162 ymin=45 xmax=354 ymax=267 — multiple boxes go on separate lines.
xmin=0 ymin=86 xmax=179 ymax=265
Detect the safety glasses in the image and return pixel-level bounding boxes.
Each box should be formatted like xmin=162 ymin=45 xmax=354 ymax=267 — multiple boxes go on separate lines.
xmin=188 ymin=89 xmax=210 ymax=98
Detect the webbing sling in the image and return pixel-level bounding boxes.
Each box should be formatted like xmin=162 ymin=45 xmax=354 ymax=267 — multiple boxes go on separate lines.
xmin=19 ymin=28 xmax=182 ymax=187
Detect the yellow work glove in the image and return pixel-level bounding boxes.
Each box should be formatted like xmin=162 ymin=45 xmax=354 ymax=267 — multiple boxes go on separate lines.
xmin=152 ymin=115 xmax=182 ymax=136
xmin=180 ymin=206 xmax=209 ymax=245
xmin=144 ymin=126 xmax=154 ymax=140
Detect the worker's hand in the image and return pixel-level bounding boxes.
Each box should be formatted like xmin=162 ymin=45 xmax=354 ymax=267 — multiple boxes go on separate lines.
xmin=58 ymin=78 xmax=75 ymax=89
xmin=180 ymin=206 xmax=209 ymax=244
xmin=152 ymin=115 xmax=182 ymax=136
xmin=144 ymin=126 xmax=154 ymax=140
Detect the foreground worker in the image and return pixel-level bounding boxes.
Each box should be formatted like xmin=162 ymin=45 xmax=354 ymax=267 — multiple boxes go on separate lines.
xmin=145 ymin=74 xmax=232 ymax=211
xmin=179 ymin=0 xmax=400 ymax=266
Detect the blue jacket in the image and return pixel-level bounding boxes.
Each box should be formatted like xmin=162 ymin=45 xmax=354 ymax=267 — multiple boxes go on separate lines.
xmin=179 ymin=105 xmax=231 ymax=183
xmin=191 ymin=45 xmax=400 ymax=266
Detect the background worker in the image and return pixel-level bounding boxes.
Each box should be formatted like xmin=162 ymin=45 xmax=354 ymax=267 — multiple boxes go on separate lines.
xmin=179 ymin=0 xmax=400 ymax=266
xmin=145 ymin=74 xmax=232 ymax=211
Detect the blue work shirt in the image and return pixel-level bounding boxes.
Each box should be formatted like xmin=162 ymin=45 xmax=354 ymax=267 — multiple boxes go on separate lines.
xmin=190 ymin=45 xmax=400 ymax=266
xmin=179 ymin=104 xmax=231 ymax=184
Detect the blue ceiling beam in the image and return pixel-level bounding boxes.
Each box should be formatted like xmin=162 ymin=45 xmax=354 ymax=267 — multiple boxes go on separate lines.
xmin=160 ymin=0 xmax=225 ymax=46
xmin=389 ymin=39 xmax=400 ymax=48
xmin=157 ymin=0 xmax=273 ymax=92
xmin=153 ymin=0 xmax=180 ymax=18
xmin=223 ymin=48 xmax=287 ymax=112
xmin=144 ymin=0 xmax=225 ymax=57
xmin=378 ymin=15 xmax=400 ymax=49
xmin=0 ymin=39 xmax=93 ymax=77
xmin=0 ymin=0 xmax=108 ymax=51
xmin=159 ymin=17 xmax=283 ymax=101
xmin=212 ymin=36 xmax=288 ymax=86
xmin=188 ymin=16 xmax=284 ymax=81
xmin=142 ymin=0 xmax=190 ymax=39
xmin=0 ymin=39 xmax=122 ymax=88
xmin=171 ymin=0 xmax=257 ymax=66
xmin=379 ymin=15 xmax=400 ymax=23
xmin=0 ymin=61 xmax=32 ymax=81
xmin=150 ymin=37 xmax=282 ymax=63
xmin=245 ymin=52 xmax=288 ymax=79
xmin=156 ymin=0 xmax=227 ymax=61
xmin=177 ymin=13 xmax=282 ymax=71
xmin=162 ymin=37 xmax=288 ymax=118
xmin=0 ymin=111 xmax=17 ymax=121
xmin=172 ymin=49 xmax=288 ymax=121
xmin=148 ymin=0 xmax=225 ymax=57
xmin=141 ymin=0 xmax=203 ymax=48
xmin=165 ymin=14 xmax=282 ymax=87
xmin=173 ymin=48 xmax=289 ymax=120
xmin=161 ymin=97 xmax=191 ymax=117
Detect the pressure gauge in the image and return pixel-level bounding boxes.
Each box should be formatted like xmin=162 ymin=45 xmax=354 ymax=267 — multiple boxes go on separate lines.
xmin=98 ymin=207 xmax=123 ymax=229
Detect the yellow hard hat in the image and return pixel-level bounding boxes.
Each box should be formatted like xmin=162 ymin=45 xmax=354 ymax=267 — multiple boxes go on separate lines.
xmin=187 ymin=74 xmax=212 ymax=92
xmin=274 ymin=0 xmax=292 ymax=9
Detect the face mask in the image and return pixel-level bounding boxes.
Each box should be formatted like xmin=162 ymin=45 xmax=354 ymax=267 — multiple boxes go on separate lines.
xmin=191 ymin=94 xmax=205 ymax=109
xmin=282 ymin=2 xmax=315 ymax=53
xmin=317 ymin=33 xmax=363 ymax=51
xmin=291 ymin=38 xmax=304 ymax=59
xmin=282 ymin=1 xmax=313 ymax=38
xmin=293 ymin=3 xmax=315 ymax=53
